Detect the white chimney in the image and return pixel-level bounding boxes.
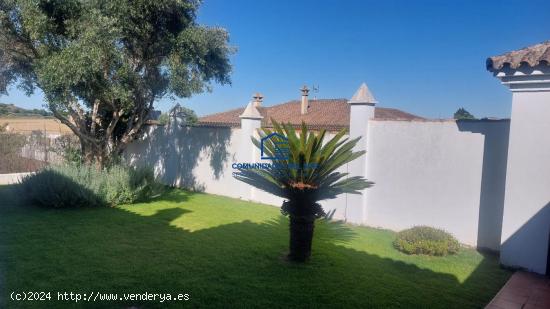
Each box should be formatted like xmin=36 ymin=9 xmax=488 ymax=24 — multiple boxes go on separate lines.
xmin=253 ymin=92 xmax=263 ymax=107
xmin=300 ymin=85 xmax=309 ymax=115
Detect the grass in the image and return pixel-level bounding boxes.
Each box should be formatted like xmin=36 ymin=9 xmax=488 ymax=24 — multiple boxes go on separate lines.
xmin=0 ymin=186 xmax=511 ymax=308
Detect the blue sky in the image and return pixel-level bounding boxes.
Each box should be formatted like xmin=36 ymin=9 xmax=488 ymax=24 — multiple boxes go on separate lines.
xmin=2 ymin=0 xmax=550 ymax=119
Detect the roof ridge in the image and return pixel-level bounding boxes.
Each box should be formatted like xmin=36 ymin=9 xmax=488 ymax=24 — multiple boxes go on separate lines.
xmin=198 ymin=97 xmax=424 ymax=129
xmin=494 ymin=40 xmax=550 ymax=56
xmin=199 ymin=106 xmax=244 ymax=118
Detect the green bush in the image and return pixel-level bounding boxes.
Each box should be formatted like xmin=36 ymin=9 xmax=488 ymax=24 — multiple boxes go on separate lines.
xmin=393 ymin=226 xmax=460 ymax=256
xmin=18 ymin=164 xmax=164 ymax=208
xmin=52 ymin=134 xmax=82 ymax=164
xmin=17 ymin=169 xmax=103 ymax=208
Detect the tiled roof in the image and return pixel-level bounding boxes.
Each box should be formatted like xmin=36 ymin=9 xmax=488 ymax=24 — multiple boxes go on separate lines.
xmin=487 ymin=41 xmax=550 ymax=70
xmin=197 ymin=99 xmax=424 ymax=130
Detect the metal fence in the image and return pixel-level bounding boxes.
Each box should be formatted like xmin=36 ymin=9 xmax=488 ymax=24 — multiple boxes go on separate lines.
xmin=0 ymin=130 xmax=78 ymax=174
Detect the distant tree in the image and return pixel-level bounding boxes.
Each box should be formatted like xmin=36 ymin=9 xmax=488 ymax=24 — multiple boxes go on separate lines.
xmin=0 ymin=0 xmax=233 ymax=168
xmin=168 ymin=104 xmax=198 ymax=125
xmin=453 ymin=108 xmax=476 ymax=120
xmin=158 ymin=113 xmax=169 ymax=126
xmin=0 ymin=103 xmax=51 ymax=117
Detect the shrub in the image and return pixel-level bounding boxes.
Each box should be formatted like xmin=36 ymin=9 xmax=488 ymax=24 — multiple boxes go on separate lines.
xmin=393 ymin=226 xmax=460 ymax=256
xmin=18 ymin=164 xmax=164 ymax=208
xmin=51 ymin=134 xmax=82 ymax=164
xmin=17 ymin=169 xmax=104 ymax=208
xmin=99 ymin=165 xmax=164 ymax=205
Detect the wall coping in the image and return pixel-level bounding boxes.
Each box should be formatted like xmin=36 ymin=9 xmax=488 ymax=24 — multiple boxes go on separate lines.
xmin=370 ymin=118 xmax=510 ymax=123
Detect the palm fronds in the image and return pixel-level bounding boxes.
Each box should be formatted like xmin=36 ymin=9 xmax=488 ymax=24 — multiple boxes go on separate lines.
xmin=234 ymin=119 xmax=373 ymax=210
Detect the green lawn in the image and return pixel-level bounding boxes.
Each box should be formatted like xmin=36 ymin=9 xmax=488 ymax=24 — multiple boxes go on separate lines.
xmin=0 ymin=186 xmax=510 ymax=308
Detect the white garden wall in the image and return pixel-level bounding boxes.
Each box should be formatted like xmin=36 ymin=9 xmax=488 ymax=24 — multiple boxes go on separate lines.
xmin=125 ymin=122 xmax=350 ymax=220
xmin=125 ymin=123 xmax=243 ymax=199
xmin=0 ymin=172 xmax=32 ymax=185
xmin=125 ymin=64 xmax=550 ymax=274
xmin=365 ymin=119 xmax=509 ymax=250
xmin=125 ymin=118 xmax=510 ymax=250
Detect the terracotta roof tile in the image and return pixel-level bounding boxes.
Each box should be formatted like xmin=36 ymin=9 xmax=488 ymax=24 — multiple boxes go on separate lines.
xmin=487 ymin=41 xmax=550 ymax=70
xmin=198 ymin=99 xmax=424 ymax=130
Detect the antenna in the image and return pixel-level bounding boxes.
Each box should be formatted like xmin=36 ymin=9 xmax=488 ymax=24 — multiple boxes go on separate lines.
xmin=311 ymin=84 xmax=319 ymax=100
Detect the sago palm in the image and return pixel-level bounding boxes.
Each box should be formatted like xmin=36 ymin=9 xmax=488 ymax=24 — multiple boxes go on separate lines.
xmin=234 ymin=120 xmax=373 ymax=262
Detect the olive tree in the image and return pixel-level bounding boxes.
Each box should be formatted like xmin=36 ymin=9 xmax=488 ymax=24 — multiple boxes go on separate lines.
xmin=0 ymin=0 xmax=233 ymax=167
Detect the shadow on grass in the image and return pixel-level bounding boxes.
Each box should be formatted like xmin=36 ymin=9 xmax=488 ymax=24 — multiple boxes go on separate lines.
xmin=0 ymin=186 xmax=509 ymax=308
xmin=137 ymin=187 xmax=197 ymax=205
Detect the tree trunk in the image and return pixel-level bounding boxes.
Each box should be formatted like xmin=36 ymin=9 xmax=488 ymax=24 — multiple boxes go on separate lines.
xmin=95 ymin=152 xmax=106 ymax=171
xmin=288 ymin=216 xmax=315 ymax=262
xmin=81 ymin=140 xmax=109 ymax=170
xmin=81 ymin=141 xmax=95 ymax=165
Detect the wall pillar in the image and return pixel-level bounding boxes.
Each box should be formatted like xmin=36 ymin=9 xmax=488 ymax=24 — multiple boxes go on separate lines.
xmin=346 ymin=83 xmax=376 ymax=224
xmin=492 ymin=65 xmax=550 ymax=274
xmin=238 ymin=100 xmax=263 ymax=200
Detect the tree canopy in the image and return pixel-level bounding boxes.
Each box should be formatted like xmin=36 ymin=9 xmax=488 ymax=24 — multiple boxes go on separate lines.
xmin=0 ymin=0 xmax=233 ymax=166
xmin=166 ymin=103 xmax=197 ymax=125
xmin=453 ymin=108 xmax=476 ymax=120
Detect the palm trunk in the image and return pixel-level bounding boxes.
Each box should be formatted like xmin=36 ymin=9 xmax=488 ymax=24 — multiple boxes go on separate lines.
xmin=288 ymin=216 xmax=315 ymax=262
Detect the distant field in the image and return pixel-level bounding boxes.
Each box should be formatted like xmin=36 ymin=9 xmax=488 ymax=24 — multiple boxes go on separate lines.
xmin=0 ymin=117 xmax=72 ymax=135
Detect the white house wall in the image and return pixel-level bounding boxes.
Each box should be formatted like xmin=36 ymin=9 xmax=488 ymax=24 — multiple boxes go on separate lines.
xmin=500 ymin=90 xmax=550 ymax=274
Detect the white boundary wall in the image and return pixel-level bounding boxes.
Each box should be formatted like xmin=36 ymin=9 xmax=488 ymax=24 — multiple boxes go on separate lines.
xmin=365 ymin=120 xmax=509 ymax=251
xmin=125 ymin=118 xmax=510 ymax=250
xmin=125 ymin=122 xmax=243 ymax=198
xmin=0 ymin=172 xmax=32 ymax=185
xmin=123 ymin=66 xmax=550 ymax=274
xmin=125 ymin=122 xmax=350 ymax=220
